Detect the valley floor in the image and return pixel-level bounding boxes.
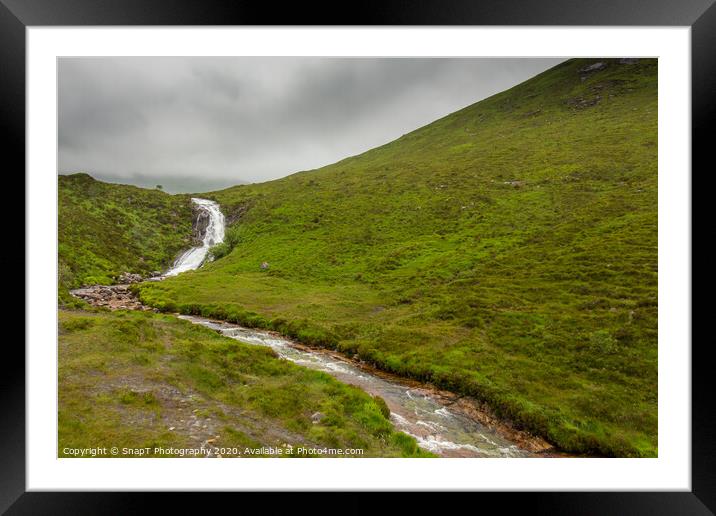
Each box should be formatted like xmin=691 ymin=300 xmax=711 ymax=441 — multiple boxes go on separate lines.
xmin=137 ymin=270 xmax=657 ymax=458
xmin=58 ymin=309 xmax=430 ymax=458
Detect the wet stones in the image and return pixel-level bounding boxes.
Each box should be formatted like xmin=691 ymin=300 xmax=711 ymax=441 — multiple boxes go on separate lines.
xmin=192 ymin=207 xmax=211 ymax=245
xmin=70 ymin=284 xmax=149 ymax=311
xmin=117 ymin=272 xmax=144 ymax=284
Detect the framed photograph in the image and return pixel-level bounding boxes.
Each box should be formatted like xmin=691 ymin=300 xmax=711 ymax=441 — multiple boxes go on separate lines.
xmin=5 ymin=0 xmax=710 ymax=511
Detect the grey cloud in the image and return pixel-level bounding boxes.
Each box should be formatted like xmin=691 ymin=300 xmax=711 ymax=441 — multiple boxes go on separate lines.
xmin=58 ymin=57 xmax=564 ymax=193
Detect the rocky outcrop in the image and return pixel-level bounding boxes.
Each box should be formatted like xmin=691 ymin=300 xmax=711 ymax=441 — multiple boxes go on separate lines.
xmin=566 ymin=95 xmax=602 ymax=109
xmin=117 ymin=272 xmax=144 ymax=284
xmin=223 ymin=201 xmax=251 ymax=226
xmin=70 ymin=284 xmax=151 ymax=311
xmin=191 ymin=206 xmax=211 ymax=246
xmin=579 ymin=61 xmax=606 ymax=74
xmin=578 ymin=61 xmax=607 ymax=83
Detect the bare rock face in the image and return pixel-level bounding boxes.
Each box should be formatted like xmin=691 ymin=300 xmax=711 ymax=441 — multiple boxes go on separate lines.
xmin=224 ymin=204 xmax=249 ymax=226
xmin=191 ymin=208 xmax=211 ymax=246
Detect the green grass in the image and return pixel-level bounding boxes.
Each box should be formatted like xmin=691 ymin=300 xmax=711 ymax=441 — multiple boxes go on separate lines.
xmin=58 ymin=309 xmax=429 ymax=457
xmin=58 ymin=173 xmax=194 ymax=303
xmin=135 ymin=58 xmax=658 ymax=457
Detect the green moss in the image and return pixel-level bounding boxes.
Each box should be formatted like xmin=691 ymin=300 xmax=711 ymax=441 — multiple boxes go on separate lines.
xmin=134 ymin=59 xmax=657 ymax=456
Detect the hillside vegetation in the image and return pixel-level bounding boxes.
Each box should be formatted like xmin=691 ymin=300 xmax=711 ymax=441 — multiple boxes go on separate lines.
xmin=59 ymin=309 xmax=427 ymax=457
xmin=137 ymin=59 xmax=658 ymax=457
xmin=58 ymin=174 xmax=193 ymax=300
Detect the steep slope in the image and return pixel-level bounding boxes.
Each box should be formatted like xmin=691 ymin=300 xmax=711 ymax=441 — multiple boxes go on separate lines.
xmin=58 ymin=174 xmax=194 ymax=299
xmin=137 ymin=58 xmax=658 ymax=456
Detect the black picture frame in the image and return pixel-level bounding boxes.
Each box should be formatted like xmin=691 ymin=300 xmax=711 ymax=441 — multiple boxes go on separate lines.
xmin=3 ymin=0 xmax=710 ymax=513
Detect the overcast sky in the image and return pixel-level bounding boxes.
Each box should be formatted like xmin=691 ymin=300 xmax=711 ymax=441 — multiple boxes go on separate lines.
xmin=59 ymin=57 xmax=564 ymax=193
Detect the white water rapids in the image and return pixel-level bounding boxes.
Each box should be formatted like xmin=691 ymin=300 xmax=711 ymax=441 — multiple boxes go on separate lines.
xmin=180 ymin=315 xmax=531 ymax=458
xmin=164 ymin=198 xmax=225 ymax=276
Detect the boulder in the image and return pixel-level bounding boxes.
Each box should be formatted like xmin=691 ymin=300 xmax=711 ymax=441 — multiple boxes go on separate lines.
xmin=192 ymin=209 xmax=211 ymax=245
xmin=579 ymin=62 xmax=607 ymax=74
xmin=117 ymin=272 xmax=144 ymax=284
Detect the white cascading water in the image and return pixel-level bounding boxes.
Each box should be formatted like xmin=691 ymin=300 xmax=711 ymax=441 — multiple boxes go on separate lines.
xmin=163 ymin=198 xmax=225 ymax=277
xmin=180 ymin=315 xmax=530 ymax=458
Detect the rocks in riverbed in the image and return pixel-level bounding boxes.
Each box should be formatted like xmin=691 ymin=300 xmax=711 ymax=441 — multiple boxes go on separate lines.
xmin=70 ymin=284 xmax=150 ymax=311
xmin=117 ymin=272 xmax=144 ymax=284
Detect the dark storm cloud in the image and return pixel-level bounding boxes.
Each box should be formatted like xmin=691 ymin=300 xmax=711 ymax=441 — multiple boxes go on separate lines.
xmin=58 ymin=57 xmax=564 ymax=193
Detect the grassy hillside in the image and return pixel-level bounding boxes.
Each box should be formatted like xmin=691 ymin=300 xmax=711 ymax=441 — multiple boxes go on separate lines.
xmin=59 ymin=309 xmax=427 ymax=457
xmin=136 ymin=58 xmax=658 ymax=457
xmin=58 ymin=174 xmax=193 ymax=299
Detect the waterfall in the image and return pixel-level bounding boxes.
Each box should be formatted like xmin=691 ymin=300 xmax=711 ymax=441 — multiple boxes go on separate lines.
xmin=163 ymin=198 xmax=225 ymax=277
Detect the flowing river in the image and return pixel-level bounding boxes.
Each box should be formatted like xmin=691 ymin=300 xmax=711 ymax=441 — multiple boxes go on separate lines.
xmin=180 ymin=315 xmax=532 ymax=458
xmin=153 ymin=196 xmax=534 ymax=457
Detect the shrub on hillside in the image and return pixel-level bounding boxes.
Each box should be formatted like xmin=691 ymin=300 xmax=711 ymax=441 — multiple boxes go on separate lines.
xmin=209 ymin=225 xmax=243 ymax=261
